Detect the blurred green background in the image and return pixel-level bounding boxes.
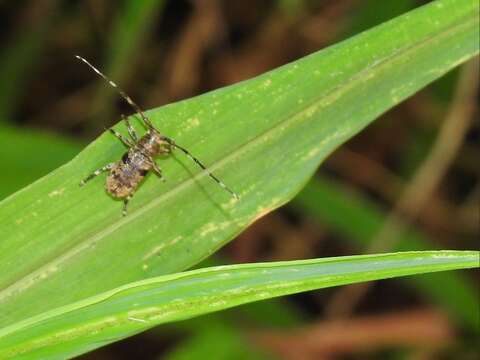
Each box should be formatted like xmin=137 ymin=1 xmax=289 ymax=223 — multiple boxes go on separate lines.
xmin=0 ymin=0 xmax=478 ymax=359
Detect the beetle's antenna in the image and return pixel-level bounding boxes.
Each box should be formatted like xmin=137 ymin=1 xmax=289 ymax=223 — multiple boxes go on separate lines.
xmin=75 ymin=55 xmax=155 ymax=130
xmin=169 ymin=140 xmax=238 ymax=200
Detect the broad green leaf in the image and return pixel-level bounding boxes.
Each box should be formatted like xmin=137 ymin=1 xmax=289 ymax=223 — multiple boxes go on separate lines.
xmin=0 ymin=0 xmax=478 ymax=332
xmin=0 ymin=251 xmax=477 ymax=359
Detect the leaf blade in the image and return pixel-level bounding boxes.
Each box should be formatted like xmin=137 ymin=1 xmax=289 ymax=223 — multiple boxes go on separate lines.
xmin=0 ymin=251 xmax=477 ymax=359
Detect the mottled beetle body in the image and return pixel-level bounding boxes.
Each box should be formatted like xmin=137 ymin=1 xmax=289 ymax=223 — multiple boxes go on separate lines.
xmin=77 ymin=56 xmax=237 ymax=215
xmin=106 ymin=131 xmax=171 ymax=199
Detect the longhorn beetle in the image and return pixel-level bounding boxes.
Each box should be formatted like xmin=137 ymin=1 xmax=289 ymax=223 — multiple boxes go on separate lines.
xmin=77 ymin=55 xmax=238 ymax=216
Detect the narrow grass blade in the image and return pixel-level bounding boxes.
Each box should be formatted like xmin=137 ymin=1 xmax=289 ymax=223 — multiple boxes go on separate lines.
xmin=0 ymin=251 xmax=477 ymax=359
xmin=89 ymin=0 xmax=166 ymax=129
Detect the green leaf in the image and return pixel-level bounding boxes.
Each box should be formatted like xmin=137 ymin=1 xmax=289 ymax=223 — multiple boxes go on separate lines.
xmin=0 ymin=0 xmax=478 ymax=336
xmin=0 ymin=251 xmax=477 ymax=359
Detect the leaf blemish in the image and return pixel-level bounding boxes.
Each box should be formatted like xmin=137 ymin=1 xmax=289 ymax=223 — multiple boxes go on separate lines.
xmin=48 ymin=188 xmax=65 ymax=198
xmin=209 ymin=300 xmax=227 ymax=308
xmin=127 ymin=316 xmax=147 ymax=323
xmin=167 ymin=236 xmax=182 ymax=248
xmin=142 ymin=243 xmax=166 ymax=260
xmin=199 ymin=222 xmax=220 ymax=237
xmin=198 ymin=221 xmax=232 ymax=238
xmin=261 ymin=79 xmax=272 ymax=89
xmin=184 ymin=117 xmax=200 ymax=130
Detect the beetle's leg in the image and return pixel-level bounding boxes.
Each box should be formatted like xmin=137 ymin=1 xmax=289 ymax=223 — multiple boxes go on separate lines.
xmin=168 ymin=140 xmax=238 ymax=199
xmin=121 ymin=114 xmax=138 ymax=143
xmin=123 ymin=194 xmax=133 ymax=216
xmin=80 ymin=163 xmax=115 ymax=186
xmin=149 ymin=158 xmax=165 ymax=182
xmin=109 ymin=128 xmax=134 ymax=147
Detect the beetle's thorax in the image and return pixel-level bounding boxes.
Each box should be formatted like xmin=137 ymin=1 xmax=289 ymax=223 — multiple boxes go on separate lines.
xmin=138 ymin=130 xmax=171 ymax=156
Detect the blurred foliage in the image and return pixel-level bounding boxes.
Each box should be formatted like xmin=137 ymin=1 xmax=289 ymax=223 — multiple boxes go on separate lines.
xmin=293 ymin=177 xmax=479 ymax=331
xmin=0 ymin=0 xmax=478 ymax=359
xmin=0 ymin=125 xmax=82 ymax=200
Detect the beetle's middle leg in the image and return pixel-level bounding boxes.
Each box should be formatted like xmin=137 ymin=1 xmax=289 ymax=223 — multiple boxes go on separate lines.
xmin=149 ymin=158 xmax=165 ymax=182
xmin=80 ymin=163 xmax=115 ymax=186
xmin=123 ymin=194 xmax=133 ymax=216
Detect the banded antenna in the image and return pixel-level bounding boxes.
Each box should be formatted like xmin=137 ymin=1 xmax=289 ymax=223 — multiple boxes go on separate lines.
xmin=75 ymin=55 xmax=155 ymax=130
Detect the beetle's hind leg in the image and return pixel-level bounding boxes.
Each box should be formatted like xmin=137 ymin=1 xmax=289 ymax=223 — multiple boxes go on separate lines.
xmin=80 ymin=163 xmax=115 ymax=186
